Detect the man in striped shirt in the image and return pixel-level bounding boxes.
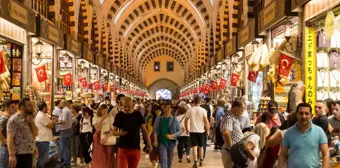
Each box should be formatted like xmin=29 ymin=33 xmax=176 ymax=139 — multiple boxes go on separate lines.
xmin=220 ymin=98 xmax=245 ymax=168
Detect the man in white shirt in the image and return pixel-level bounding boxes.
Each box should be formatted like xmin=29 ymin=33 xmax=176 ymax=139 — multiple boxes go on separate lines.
xmin=185 ymin=95 xmax=210 ymax=168
xmin=35 ymin=102 xmax=56 ymax=168
xmin=59 ymin=100 xmax=74 ymax=168
xmin=52 ymin=100 xmax=64 ymax=134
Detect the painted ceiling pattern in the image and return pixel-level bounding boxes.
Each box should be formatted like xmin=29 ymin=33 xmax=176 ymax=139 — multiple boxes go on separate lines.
xmin=52 ymin=0 xmax=236 ymax=83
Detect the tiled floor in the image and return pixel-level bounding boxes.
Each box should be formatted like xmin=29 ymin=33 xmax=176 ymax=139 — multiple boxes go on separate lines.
xmin=138 ymin=145 xmax=224 ymax=168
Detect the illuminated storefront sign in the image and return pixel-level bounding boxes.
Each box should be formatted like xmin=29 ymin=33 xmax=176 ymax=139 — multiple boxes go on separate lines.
xmin=304 ymin=27 xmax=316 ymax=114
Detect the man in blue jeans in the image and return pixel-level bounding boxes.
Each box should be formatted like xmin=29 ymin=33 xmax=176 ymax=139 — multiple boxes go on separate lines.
xmin=153 ymin=103 xmax=181 ymax=168
xmin=35 ymin=102 xmax=57 ymax=168
xmin=58 ymin=100 xmax=74 ymax=168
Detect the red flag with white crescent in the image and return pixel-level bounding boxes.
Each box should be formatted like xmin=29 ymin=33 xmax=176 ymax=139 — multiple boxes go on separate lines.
xmin=0 ymin=52 xmax=6 ymax=74
xmin=231 ymin=73 xmax=240 ymax=86
xmin=79 ymin=77 xmax=88 ymax=88
xmin=219 ymin=78 xmax=227 ymax=89
xmin=63 ymin=73 xmax=72 ymax=86
xmin=93 ymin=81 xmax=100 ymax=90
xmin=278 ymin=52 xmax=294 ymax=77
xmin=211 ymin=80 xmax=217 ymax=90
xmin=248 ymin=71 xmax=259 ymax=83
xmin=110 ymin=84 xmax=115 ymax=92
xmin=102 ymin=82 xmax=108 ymax=91
xmin=35 ymin=64 xmax=48 ymax=83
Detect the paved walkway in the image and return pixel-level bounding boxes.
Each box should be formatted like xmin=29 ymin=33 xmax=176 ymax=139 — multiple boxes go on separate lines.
xmin=138 ymin=145 xmax=224 ymax=168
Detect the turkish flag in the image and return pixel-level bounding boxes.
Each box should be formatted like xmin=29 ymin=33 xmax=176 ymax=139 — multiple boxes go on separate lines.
xmin=193 ymin=88 xmax=199 ymax=94
xmin=102 ymin=82 xmax=108 ymax=91
xmin=93 ymin=81 xmax=100 ymax=90
xmin=231 ymin=73 xmax=240 ymax=86
xmin=63 ymin=73 xmax=72 ymax=86
xmin=219 ymin=78 xmax=227 ymax=89
xmin=248 ymin=71 xmax=259 ymax=83
xmin=204 ymin=90 xmax=209 ymax=94
xmin=0 ymin=52 xmax=6 ymax=74
xmin=79 ymin=77 xmax=88 ymax=88
xmin=199 ymin=86 xmax=205 ymax=92
xmin=110 ymin=85 xmax=115 ymax=92
xmin=278 ymin=52 xmax=294 ymax=77
xmin=211 ymin=80 xmax=217 ymax=90
xmin=35 ymin=64 xmax=48 ymax=83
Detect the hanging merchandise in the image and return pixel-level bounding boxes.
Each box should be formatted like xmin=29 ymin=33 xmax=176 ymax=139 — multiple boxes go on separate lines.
xmin=231 ymin=73 xmax=240 ymax=86
xmin=248 ymin=71 xmax=259 ymax=83
xmin=220 ymin=78 xmax=227 ymax=89
xmin=278 ymin=52 xmax=294 ymax=77
xmin=247 ymin=44 xmax=270 ymax=71
xmin=63 ymin=73 xmax=72 ymax=86
xmin=211 ymin=80 xmax=217 ymax=90
xmin=35 ymin=64 xmax=48 ymax=83
xmin=93 ymin=81 xmax=100 ymax=90
xmin=79 ymin=76 xmax=88 ymax=88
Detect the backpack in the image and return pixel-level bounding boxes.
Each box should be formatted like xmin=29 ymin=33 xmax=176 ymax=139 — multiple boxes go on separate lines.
xmin=230 ymin=133 xmax=256 ymax=168
xmin=261 ymin=112 xmax=285 ymax=128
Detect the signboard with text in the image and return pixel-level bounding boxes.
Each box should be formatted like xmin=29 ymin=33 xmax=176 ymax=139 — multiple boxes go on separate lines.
xmin=238 ymin=19 xmax=256 ymax=47
xmin=304 ymin=27 xmax=316 ymax=115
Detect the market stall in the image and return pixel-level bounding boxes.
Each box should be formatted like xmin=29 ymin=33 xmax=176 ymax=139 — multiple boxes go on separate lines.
xmin=0 ymin=0 xmax=36 ymax=103
xmin=31 ymin=17 xmax=64 ymax=110
xmin=257 ymin=0 xmax=302 ymax=113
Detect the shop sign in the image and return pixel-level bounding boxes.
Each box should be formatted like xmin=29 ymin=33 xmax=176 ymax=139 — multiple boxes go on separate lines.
xmin=209 ymin=56 xmax=215 ymax=68
xmin=39 ymin=18 xmax=64 ymax=47
xmin=258 ymin=0 xmax=293 ymax=34
xmin=225 ymin=37 xmax=237 ymax=57
xmin=65 ymin=35 xmax=81 ymax=56
xmin=291 ymin=0 xmax=310 ymax=12
xmin=85 ymin=48 xmax=93 ymax=62
xmin=304 ymin=27 xmax=316 ymax=115
xmin=205 ymin=61 xmax=210 ymax=72
xmin=238 ymin=19 xmax=256 ymax=47
xmin=97 ymin=55 xmax=104 ymax=68
xmin=217 ymin=47 xmax=224 ymax=62
xmin=0 ymin=0 xmax=36 ymax=33
xmin=105 ymin=60 xmax=112 ymax=72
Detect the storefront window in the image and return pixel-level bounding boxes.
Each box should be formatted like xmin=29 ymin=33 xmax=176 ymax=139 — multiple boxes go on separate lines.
xmin=56 ymin=51 xmax=73 ymax=100
xmin=31 ymin=38 xmax=53 ymax=109
xmin=75 ymin=59 xmax=90 ymax=103
xmin=0 ymin=37 xmax=23 ymax=101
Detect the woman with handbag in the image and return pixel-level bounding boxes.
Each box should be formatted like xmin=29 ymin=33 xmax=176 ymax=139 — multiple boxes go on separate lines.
xmin=91 ymin=104 xmax=116 ymax=168
xmin=175 ymin=107 xmax=191 ymax=163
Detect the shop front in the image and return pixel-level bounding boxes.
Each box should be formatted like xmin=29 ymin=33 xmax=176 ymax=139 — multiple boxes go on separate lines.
xmin=0 ymin=0 xmax=36 ymax=103
xmin=238 ymin=19 xmax=265 ymax=113
xmin=96 ymin=54 xmax=106 ymax=100
xmin=55 ymin=35 xmax=81 ymax=101
xmin=225 ymin=36 xmax=242 ymax=99
xmin=105 ymin=59 xmax=114 ymax=99
xmin=303 ymin=0 xmax=340 ymax=102
xmin=257 ymin=0 xmax=302 ymax=113
xmin=31 ymin=17 xmax=64 ymax=110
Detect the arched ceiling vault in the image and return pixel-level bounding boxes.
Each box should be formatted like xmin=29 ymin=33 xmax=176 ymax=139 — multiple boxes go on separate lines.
xmin=99 ymin=0 xmax=218 ymax=82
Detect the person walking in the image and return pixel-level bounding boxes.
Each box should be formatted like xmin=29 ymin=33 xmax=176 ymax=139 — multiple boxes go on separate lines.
xmin=110 ymin=97 xmax=152 ymax=168
xmin=185 ymin=95 xmax=210 ymax=168
xmin=59 ymin=100 xmax=74 ymax=168
xmin=7 ymin=98 xmax=38 ymax=168
xmin=0 ymin=99 xmax=16 ymax=168
xmin=278 ymin=103 xmax=329 ymax=168
xmin=175 ymin=107 xmax=191 ymax=163
xmin=70 ymin=104 xmax=83 ymax=166
xmin=79 ymin=107 xmax=94 ymax=167
xmin=214 ymin=98 xmax=226 ymax=150
xmin=153 ymin=103 xmax=181 ymax=168
xmin=91 ymin=104 xmax=116 ymax=168
xmin=35 ymin=102 xmax=57 ymax=168
xmin=220 ymin=98 xmax=245 ymax=168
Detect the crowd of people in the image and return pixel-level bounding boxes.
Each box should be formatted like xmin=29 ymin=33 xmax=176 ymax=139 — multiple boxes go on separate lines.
xmin=0 ymin=94 xmax=338 ymax=168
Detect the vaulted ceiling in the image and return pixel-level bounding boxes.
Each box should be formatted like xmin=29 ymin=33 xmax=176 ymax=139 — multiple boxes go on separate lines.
xmin=97 ymin=0 xmax=234 ymax=84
